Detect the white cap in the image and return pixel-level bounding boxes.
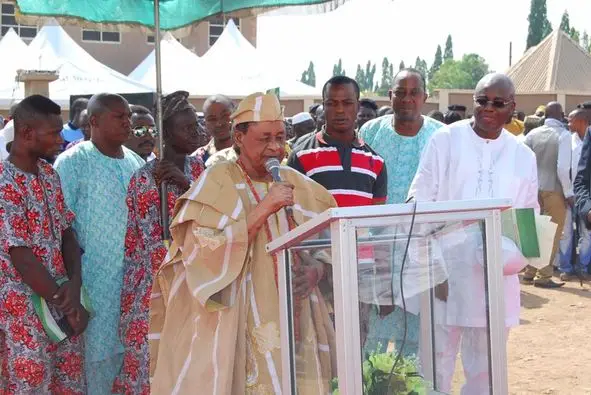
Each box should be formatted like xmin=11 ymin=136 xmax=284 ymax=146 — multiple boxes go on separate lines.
xmin=292 ymin=111 xmax=313 ymax=125
xmin=2 ymin=120 xmax=14 ymax=144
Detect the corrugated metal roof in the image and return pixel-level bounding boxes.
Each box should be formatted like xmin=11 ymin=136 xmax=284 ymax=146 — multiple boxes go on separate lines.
xmin=507 ymin=31 xmax=591 ymax=92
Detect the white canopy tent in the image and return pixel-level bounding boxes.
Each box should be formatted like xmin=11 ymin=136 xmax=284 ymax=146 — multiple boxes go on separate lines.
xmin=128 ymin=32 xmax=203 ymax=93
xmin=0 ymin=20 xmax=151 ymax=107
xmin=185 ymin=20 xmax=318 ymax=97
xmin=0 ymin=28 xmax=34 ymax=72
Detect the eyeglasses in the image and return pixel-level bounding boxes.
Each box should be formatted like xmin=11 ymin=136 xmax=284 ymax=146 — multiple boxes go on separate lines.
xmin=473 ymin=96 xmax=513 ymax=109
xmin=132 ymin=126 xmax=158 ymax=138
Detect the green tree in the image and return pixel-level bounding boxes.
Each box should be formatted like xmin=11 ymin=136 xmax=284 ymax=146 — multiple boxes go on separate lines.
xmin=429 ymin=45 xmax=443 ymax=80
xmin=444 ymin=34 xmax=454 ymax=60
xmin=414 ymin=57 xmax=429 ymax=83
xmin=428 ymin=54 xmax=490 ymax=92
xmin=364 ymin=60 xmax=377 ymax=92
xmin=376 ymin=57 xmax=393 ymax=96
xmin=526 ymin=0 xmax=553 ymax=49
xmin=582 ymin=31 xmax=590 ymax=52
xmin=355 ymin=64 xmax=366 ymax=90
xmin=570 ymin=27 xmax=580 ymax=44
xmin=300 ymin=61 xmax=316 ymax=87
xmin=399 ymin=60 xmax=405 ymax=70
xmin=559 ymin=10 xmax=570 ymax=33
xmin=332 ymin=58 xmax=346 ymax=76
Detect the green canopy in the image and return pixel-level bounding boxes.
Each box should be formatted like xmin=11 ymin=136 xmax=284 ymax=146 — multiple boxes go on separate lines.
xmin=16 ymin=0 xmax=347 ymax=30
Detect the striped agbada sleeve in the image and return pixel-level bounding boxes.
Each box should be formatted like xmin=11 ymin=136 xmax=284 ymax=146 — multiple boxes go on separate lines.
xmin=164 ymin=165 xmax=250 ymax=310
xmin=149 ymin=165 xmax=250 ymax=381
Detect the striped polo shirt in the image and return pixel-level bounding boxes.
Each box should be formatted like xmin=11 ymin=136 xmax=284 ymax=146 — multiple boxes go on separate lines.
xmin=288 ymin=131 xmax=387 ymax=207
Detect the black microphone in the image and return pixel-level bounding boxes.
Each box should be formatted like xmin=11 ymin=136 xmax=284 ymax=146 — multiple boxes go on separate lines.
xmin=264 ymin=158 xmax=294 ymax=219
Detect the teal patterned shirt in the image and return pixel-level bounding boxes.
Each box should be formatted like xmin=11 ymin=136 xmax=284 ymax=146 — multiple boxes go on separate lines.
xmin=360 ymin=115 xmax=444 ymax=204
xmin=54 ymin=142 xmax=144 ymax=369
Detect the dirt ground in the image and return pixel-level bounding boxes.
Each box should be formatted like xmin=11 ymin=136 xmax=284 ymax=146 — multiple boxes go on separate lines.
xmin=451 ymin=278 xmax=591 ymax=394
xmin=508 ymin=279 xmax=591 ymax=394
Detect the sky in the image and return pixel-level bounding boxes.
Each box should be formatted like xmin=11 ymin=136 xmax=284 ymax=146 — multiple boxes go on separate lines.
xmin=256 ymin=0 xmax=591 ymax=87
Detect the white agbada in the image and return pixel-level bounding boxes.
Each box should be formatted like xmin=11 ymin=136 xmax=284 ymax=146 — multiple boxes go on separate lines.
xmin=409 ymin=120 xmax=539 ymax=327
xmin=408 ymin=120 xmax=539 ymax=395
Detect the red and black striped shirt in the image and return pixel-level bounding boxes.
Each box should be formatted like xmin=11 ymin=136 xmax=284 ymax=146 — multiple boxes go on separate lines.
xmin=288 ymin=131 xmax=387 ymax=208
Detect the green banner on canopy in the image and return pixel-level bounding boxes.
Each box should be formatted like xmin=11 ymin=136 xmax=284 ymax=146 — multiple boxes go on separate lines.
xmin=16 ymin=0 xmax=347 ymax=30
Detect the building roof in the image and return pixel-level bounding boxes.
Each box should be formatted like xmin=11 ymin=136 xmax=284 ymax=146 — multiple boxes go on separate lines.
xmin=507 ymin=30 xmax=591 ymax=92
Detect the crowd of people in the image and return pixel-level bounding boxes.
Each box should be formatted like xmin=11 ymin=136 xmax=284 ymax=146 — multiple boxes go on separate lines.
xmin=1 ymin=67 xmax=590 ymax=395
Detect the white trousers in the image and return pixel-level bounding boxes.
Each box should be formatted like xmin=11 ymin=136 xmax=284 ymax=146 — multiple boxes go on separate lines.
xmin=430 ymin=325 xmax=509 ymax=395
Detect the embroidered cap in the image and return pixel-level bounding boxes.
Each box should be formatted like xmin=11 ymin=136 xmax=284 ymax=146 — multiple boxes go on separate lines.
xmin=231 ymin=92 xmax=283 ymax=125
xmin=292 ymin=111 xmax=313 ymax=125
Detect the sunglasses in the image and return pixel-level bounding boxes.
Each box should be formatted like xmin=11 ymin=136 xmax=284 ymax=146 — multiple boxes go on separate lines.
xmin=474 ymin=97 xmax=513 ymax=109
xmin=132 ymin=126 xmax=158 ymax=138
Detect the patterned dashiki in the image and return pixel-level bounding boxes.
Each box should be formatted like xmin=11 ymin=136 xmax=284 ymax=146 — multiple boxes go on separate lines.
xmin=0 ymin=159 xmax=86 ymax=394
xmin=54 ymin=142 xmax=144 ymax=395
xmin=360 ymin=114 xmax=444 ymax=204
xmin=112 ymin=156 xmax=204 ymax=395
xmin=359 ymin=114 xmax=443 ymax=357
xmin=149 ymin=162 xmax=337 ymax=394
xmin=192 ymin=139 xmax=218 ymax=165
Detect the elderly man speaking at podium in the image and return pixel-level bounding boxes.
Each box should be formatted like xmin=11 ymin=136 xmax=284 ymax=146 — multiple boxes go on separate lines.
xmin=149 ymin=92 xmax=337 ymax=394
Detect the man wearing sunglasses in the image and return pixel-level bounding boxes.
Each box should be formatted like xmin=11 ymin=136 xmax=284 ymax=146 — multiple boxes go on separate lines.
xmin=409 ymin=73 xmax=539 ymax=394
xmin=124 ymin=105 xmax=157 ymax=161
xmin=524 ymin=102 xmax=570 ymax=287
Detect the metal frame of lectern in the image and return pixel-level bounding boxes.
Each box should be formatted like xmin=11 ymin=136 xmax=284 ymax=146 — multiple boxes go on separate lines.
xmin=266 ymin=199 xmax=511 ymax=395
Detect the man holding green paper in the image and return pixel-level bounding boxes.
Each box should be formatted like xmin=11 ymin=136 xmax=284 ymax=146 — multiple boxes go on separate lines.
xmin=409 ymin=73 xmax=539 ymax=394
xmin=0 ymin=95 xmax=88 ymax=392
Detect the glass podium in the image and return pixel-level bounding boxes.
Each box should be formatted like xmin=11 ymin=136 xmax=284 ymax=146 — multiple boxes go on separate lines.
xmin=266 ymin=199 xmax=511 ymax=395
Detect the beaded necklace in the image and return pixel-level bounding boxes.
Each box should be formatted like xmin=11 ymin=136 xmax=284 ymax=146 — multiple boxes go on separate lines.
xmin=236 ymin=159 xmax=302 ymax=341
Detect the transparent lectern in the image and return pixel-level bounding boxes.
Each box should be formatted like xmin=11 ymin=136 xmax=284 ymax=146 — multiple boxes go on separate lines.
xmin=266 ymin=199 xmax=511 ymax=395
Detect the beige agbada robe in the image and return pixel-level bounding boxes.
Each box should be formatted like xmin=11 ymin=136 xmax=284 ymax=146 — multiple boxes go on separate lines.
xmin=149 ymin=161 xmax=337 ymax=394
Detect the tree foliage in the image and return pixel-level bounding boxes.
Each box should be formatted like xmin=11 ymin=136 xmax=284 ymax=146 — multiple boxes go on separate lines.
xmin=414 ymin=57 xmax=428 ymax=83
xmin=332 ymin=58 xmax=346 ymax=76
xmin=300 ymin=61 xmax=316 ymax=87
xmin=399 ymin=60 xmax=405 ymax=71
xmin=559 ymin=10 xmax=570 ymax=33
xmin=428 ymin=54 xmax=490 ymax=92
xmin=429 ymin=45 xmax=443 ymax=80
xmin=560 ymin=10 xmax=581 ymax=44
xmin=355 ymin=61 xmax=377 ymax=92
xmin=444 ymin=34 xmax=454 ymax=60
xmin=583 ymin=31 xmax=590 ymax=52
xmin=526 ymin=0 xmax=552 ymax=50
xmin=376 ymin=57 xmax=394 ymax=96
xmin=570 ymin=27 xmax=580 ymax=44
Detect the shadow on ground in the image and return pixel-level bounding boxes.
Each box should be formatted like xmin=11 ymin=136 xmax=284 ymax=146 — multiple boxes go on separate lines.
xmin=555 ymin=283 xmax=591 ymax=299
xmin=520 ymin=290 xmax=549 ymax=309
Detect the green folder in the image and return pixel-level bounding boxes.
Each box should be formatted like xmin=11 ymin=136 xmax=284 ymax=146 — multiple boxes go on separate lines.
xmin=31 ymin=278 xmax=93 ymax=343
xmin=501 ymin=208 xmax=541 ymax=258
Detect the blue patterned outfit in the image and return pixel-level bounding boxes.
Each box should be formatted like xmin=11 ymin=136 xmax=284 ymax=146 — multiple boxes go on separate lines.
xmin=360 ymin=115 xmax=443 ymax=357
xmin=54 ymin=142 xmax=144 ymax=395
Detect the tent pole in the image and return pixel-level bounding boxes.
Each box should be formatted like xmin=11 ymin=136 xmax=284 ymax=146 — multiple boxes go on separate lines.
xmin=154 ymin=0 xmax=170 ymax=243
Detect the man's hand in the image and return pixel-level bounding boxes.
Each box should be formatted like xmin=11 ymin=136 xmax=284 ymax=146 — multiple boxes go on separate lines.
xmin=53 ymin=280 xmax=81 ymax=315
xmin=154 ymin=160 xmax=190 ymax=190
xmin=66 ymin=305 xmax=89 ymax=337
xmin=566 ymin=196 xmax=575 ymax=208
xmin=260 ymin=182 xmax=294 ymax=215
xmin=292 ymin=253 xmax=324 ymax=298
